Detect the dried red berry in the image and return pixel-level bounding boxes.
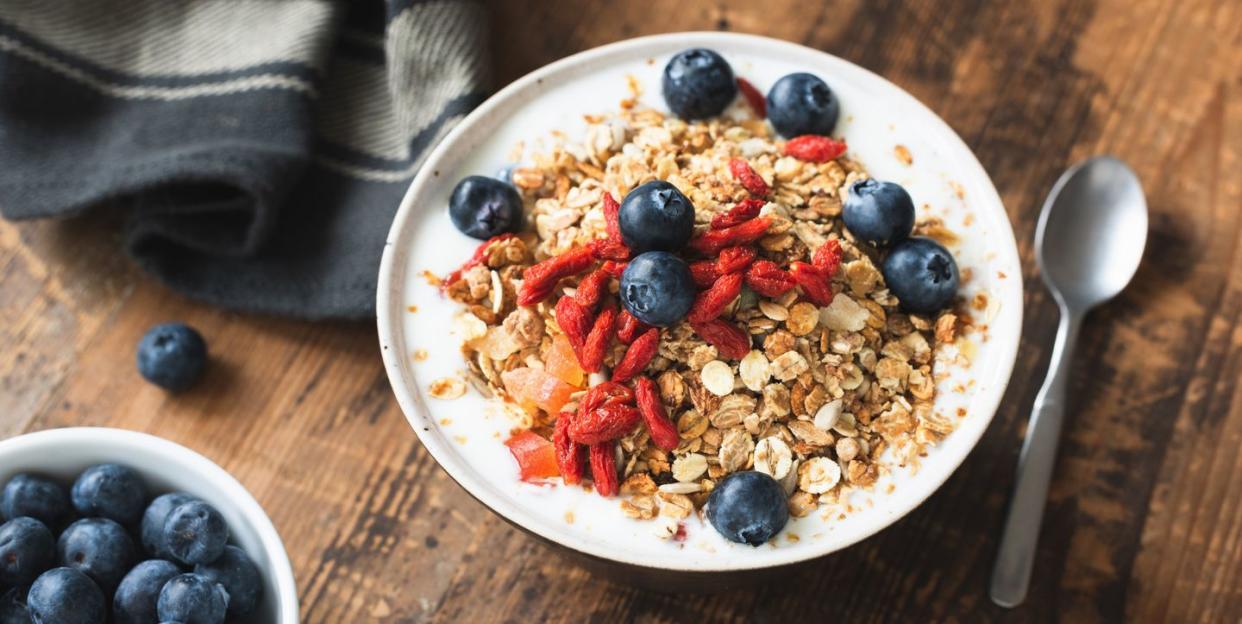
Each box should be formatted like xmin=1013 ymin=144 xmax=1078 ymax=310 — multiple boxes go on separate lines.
xmin=518 ymin=246 xmax=596 ymax=305
xmin=717 ymin=246 xmax=757 ymax=275
xmin=736 ymin=77 xmax=766 ymax=118
xmin=605 ymin=261 xmax=628 ymax=278
xmin=634 ymin=377 xmax=680 ymax=451
xmin=580 ymin=381 xmax=634 ymax=413
xmin=553 ymin=411 xmax=586 ymax=485
xmin=710 ymin=198 xmax=765 ymax=230
xmin=574 ymin=265 xmax=612 ymax=310
xmin=616 ymin=310 xmax=651 ymax=345
xmin=689 ymin=318 xmax=750 ymax=360
xmin=611 ymin=328 xmax=659 ymax=382
xmin=589 ymin=238 xmax=631 ymax=261
xmin=589 ymin=443 xmax=619 ymax=496
xmin=687 ymin=273 xmax=743 ymax=323
xmin=689 ymin=217 xmax=772 ymax=256
xmin=728 ymin=158 xmax=770 ymax=197
xmin=790 ymin=261 xmax=834 ymax=306
xmin=579 ymin=307 xmax=617 ymax=373
xmin=784 ymin=135 xmax=848 ymax=163
xmin=554 ymin=297 xmax=592 ymax=353
xmin=442 ymin=233 xmax=516 ymax=290
xmin=744 ymin=260 xmax=796 ymax=297
xmin=588 ymin=192 xmax=632 ymax=261
xmin=813 ymin=239 xmax=843 ymax=277
xmin=570 ymin=403 xmax=640 ymax=445
xmin=688 ymin=260 xmax=719 ymax=289
xmin=602 ymin=192 xmax=623 ymax=241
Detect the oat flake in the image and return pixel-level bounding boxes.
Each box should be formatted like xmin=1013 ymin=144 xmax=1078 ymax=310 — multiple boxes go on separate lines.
xmin=700 ymin=360 xmax=735 ymax=396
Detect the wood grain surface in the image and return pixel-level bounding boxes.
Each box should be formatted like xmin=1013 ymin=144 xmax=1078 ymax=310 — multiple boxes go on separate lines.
xmin=2 ymin=0 xmax=1239 ymax=621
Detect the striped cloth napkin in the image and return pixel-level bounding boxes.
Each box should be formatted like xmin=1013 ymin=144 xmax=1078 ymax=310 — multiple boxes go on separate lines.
xmin=0 ymin=1 xmax=489 ymax=319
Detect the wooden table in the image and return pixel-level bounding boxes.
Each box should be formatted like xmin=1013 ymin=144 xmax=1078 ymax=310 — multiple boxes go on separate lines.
xmin=2 ymin=0 xmax=1239 ymax=621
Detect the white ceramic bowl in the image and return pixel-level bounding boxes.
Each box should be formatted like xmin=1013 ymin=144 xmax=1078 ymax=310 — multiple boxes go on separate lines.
xmin=0 ymin=428 xmax=298 ymax=622
xmin=378 ymin=32 xmax=1023 ymax=576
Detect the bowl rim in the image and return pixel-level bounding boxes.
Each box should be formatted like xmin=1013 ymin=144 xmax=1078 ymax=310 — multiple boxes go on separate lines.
xmin=0 ymin=427 xmax=299 ymax=622
xmin=377 ymin=31 xmax=1023 ymax=572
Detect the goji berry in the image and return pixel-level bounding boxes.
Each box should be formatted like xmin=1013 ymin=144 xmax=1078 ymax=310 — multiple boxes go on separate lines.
xmin=736 ymin=77 xmax=766 ymax=118
xmin=589 ymin=238 xmax=631 ymax=261
xmin=605 ymin=261 xmax=627 ymax=278
xmin=790 ymin=261 xmax=834 ymax=306
xmin=574 ymin=265 xmax=612 ymax=310
xmin=518 ymin=246 xmax=596 ymax=305
xmin=812 ymin=239 xmax=843 ymax=277
xmin=717 ymin=246 xmax=757 ymax=275
xmin=602 ymin=192 xmax=623 ymax=241
xmin=589 ymin=442 xmax=619 ymax=496
xmin=687 ymin=273 xmax=743 ymax=323
xmin=611 ymin=328 xmax=659 ymax=382
xmin=569 ymin=403 xmax=640 ymax=445
xmin=579 ymin=381 xmax=634 ymax=413
xmin=554 ymin=297 xmax=592 ymax=353
xmin=579 ymin=307 xmax=617 ymax=373
xmin=616 ymin=309 xmax=651 ymax=345
xmin=634 ymin=376 xmax=680 ymax=451
xmin=688 ymin=260 xmax=719 ymax=289
xmin=745 ymin=260 xmax=796 ymax=297
xmin=553 ymin=411 xmax=586 ymax=485
xmin=710 ymin=198 xmax=765 ymax=230
xmin=442 ymin=233 xmax=515 ymax=290
xmin=728 ymin=158 xmax=770 ymax=197
xmin=784 ymin=135 xmax=848 ymax=163
xmin=689 ymin=318 xmax=751 ymax=360
xmin=689 ymin=217 xmax=772 ymax=256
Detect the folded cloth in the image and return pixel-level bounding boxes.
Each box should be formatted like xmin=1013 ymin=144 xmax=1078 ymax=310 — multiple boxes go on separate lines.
xmin=0 ymin=0 xmax=489 ymax=319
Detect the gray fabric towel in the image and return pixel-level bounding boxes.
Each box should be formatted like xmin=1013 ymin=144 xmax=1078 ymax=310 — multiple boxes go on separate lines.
xmin=0 ymin=0 xmax=489 ymax=319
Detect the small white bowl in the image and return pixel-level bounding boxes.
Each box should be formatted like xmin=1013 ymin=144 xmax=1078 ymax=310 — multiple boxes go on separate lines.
xmin=0 ymin=427 xmax=298 ymax=623
xmin=378 ymin=32 xmax=1023 ymax=578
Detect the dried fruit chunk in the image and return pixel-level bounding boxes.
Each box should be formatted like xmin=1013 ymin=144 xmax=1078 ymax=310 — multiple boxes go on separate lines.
xmin=569 ymin=403 xmax=641 ymax=444
xmin=611 ymin=328 xmax=659 ymax=382
xmin=716 ymin=246 xmax=757 ymax=275
xmin=687 ymin=273 xmax=743 ymax=323
xmin=580 ymin=307 xmax=618 ymax=373
xmin=790 ymin=261 xmax=834 ymax=307
xmin=616 ymin=310 xmax=651 ymax=345
xmin=634 ymin=377 xmax=680 ymax=451
xmin=688 ymin=261 xmax=720 ymax=288
xmin=554 ymin=297 xmax=592 ymax=353
xmin=504 ymin=431 xmax=559 ymax=482
xmin=443 ymin=233 xmax=516 ymax=289
xmin=812 ymin=239 xmax=843 ymax=277
xmin=784 ymin=135 xmax=848 ymax=163
xmin=518 ymin=246 xmax=596 ymax=305
xmin=689 ymin=217 xmax=772 ymax=256
xmin=553 ymin=412 xmax=585 ymax=484
xmin=590 ymin=443 xmax=619 ymax=496
xmin=500 ymin=368 xmax=577 ymax=416
xmin=728 ymin=158 xmax=770 ymax=197
xmin=744 ymin=260 xmax=796 ymax=297
xmin=736 ymin=77 xmax=766 ymax=117
xmin=689 ymin=319 xmax=750 ymax=360
xmin=574 ymin=265 xmax=613 ymax=310
xmin=544 ymin=334 xmax=585 ymax=387
xmin=710 ymin=198 xmax=765 ymax=230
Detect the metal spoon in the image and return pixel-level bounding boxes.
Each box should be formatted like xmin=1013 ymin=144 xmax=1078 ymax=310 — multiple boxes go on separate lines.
xmin=990 ymin=156 xmax=1147 ymax=608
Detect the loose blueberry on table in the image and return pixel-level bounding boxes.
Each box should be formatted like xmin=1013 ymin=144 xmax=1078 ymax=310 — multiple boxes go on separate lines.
xmin=137 ymin=323 xmax=208 ymax=392
xmin=438 ymin=46 xmax=964 ymax=547
xmin=0 ymin=466 xmax=265 ymax=623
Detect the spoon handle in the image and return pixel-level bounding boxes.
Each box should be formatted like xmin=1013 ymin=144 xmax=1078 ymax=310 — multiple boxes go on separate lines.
xmin=990 ymin=310 xmax=1082 ymax=607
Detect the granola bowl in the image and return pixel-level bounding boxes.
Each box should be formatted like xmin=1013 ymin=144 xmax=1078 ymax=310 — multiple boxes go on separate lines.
xmin=378 ymin=32 xmax=1022 ymax=585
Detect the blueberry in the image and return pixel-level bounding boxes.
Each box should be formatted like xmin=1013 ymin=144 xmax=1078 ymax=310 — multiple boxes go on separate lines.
xmin=0 ymin=518 xmax=54 ymax=586
xmin=662 ymin=48 xmax=737 ymax=120
xmin=882 ymin=237 xmax=960 ymax=314
xmin=162 ymin=502 xmax=228 ymax=566
xmin=842 ymin=179 xmax=916 ymax=246
xmin=71 ymin=464 xmax=147 ymax=526
xmin=705 ymin=471 xmax=789 ymax=546
xmin=136 ymin=323 xmax=207 ymax=392
xmin=156 ymin=574 xmax=227 ymax=624
xmin=618 ymin=181 xmax=695 ymax=254
xmin=28 ymin=567 xmax=105 ymax=624
xmin=2 ymin=475 xmax=69 ymax=529
xmin=57 ymin=518 xmax=136 ymax=594
xmin=194 ymin=546 xmax=260 ymax=616
xmin=619 ymin=252 xmax=696 ymax=327
xmin=766 ymin=72 xmax=839 ymax=138
xmin=113 ymin=560 xmax=181 ymax=624
xmin=448 ymin=175 xmax=523 ymax=240
xmin=0 ymin=586 xmax=30 ymax=624
xmin=141 ymin=493 xmax=198 ymax=560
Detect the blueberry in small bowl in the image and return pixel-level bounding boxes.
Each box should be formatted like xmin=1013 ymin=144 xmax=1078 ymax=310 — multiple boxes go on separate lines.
xmin=56 ymin=517 xmax=137 ymax=594
xmin=140 ymin=492 xmax=198 ymax=560
xmin=662 ymin=48 xmax=737 ymax=120
xmin=620 ymin=251 xmax=697 ymax=327
xmin=196 ymin=545 xmax=263 ymax=617
xmin=619 ymin=180 xmax=695 ymax=254
xmin=28 ymin=567 xmax=106 ymax=624
xmin=163 ymin=500 xmax=229 ymax=566
xmin=137 ymin=323 xmax=208 ymax=393
xmin=882 ymin=237 xmax=961 ymax=314
xmin=766 ymin=72 xmax=839 ymax=138
xmin=449 ymin=175 xmax=523 ymax=240
xmin=113 ymin=559 xmax=180 ymax=624
xmin=0 ymin=517 xmax=55 ymax=587
xmin=2 ymin=473 xmax=71 ymax=529
xmin=158 ymin=573 xmax=229 ymax=624
xmin=842 ymin=179 xmax=916 ymax=246
xmin=70 ymin=463 xmax=147 ymax=527
xmin=705 ymin=471 xmax=790 ymax=546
